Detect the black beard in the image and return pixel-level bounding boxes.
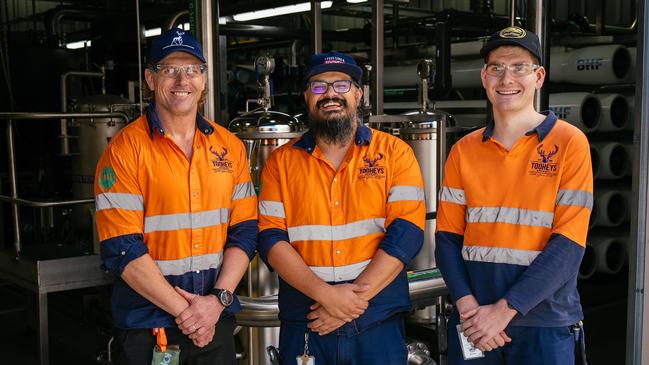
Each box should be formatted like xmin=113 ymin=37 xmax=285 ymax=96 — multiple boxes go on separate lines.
xmin=308 ymin=100 xmax=357 ymax=146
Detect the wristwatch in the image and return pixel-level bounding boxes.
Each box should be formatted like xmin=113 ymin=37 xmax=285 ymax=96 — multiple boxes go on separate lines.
xmin=209 ymin=288 xmax=234 ymax=308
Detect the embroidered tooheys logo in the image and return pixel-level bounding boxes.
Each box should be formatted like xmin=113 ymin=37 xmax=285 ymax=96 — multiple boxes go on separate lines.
xmin=359 ymin=153 xmax=386 ymax=179
xmin=529 ymin=144 xmax=560 ymax=177
xmin=499 ymin=26 xmax=526 ymax=39
xmin=209 ymin=146 xmax=233 ymax=173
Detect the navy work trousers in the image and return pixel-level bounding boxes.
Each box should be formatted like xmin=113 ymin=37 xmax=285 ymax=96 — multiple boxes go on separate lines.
xmin=447 ymin=311 xmax=581 ymax=365
xmin=278 ymin=315 xmax=407 ymax=365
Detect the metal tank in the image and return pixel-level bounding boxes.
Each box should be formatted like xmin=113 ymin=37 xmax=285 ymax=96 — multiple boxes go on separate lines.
xmin=228 ymin=55 xmax=305 ymax=365
xmin=399 ymin=60 xmax=455 ymax=324
xmin=68 ymin=94 xmax=136 ymax=253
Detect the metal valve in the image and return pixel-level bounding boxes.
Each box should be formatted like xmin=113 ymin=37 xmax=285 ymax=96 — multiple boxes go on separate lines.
xmin=416 ymin=59 xmax=434 ymax=112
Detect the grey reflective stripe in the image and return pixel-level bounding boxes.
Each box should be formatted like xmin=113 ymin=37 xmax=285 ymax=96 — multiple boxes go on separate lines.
xmin=462 ymin=245 xmax=541 ymax=266
xmin=556 ymin=189 xmax=593 ymax=209
xmin=259 ymin=200 xmax=286 ymax=218
xmin=439 ymin=187 xmax=466 ymax=205
xmin=288 ymin=218 xmax=386 ymax=242
xmin=95 ymin=193 xmax=144 ymax=212
xmin=387 ymin=185 xmax=425 ymax=203
xmin=310 ymin=260 xmax=371 ymax=282
xmin=144 ymin=208 xmax=230 ymax=233
xmin=466 ymin=207 xmax=553 ymax=228
xmin=232 ymin=182 xmax=255 ymax=201
xmin=156 ymin=251 xmax=224 ymax=276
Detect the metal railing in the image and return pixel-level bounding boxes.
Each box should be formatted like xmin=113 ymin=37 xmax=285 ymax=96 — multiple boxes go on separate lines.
xmin=0 ymin=112 xmax=130 ymax=258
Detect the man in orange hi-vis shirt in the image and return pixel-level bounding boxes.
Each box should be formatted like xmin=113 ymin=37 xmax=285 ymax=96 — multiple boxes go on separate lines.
xmin=94 ymin=29 xmax=257 ymax=364
xmin=435 ymin=27 xmax=593 ymax=364
xmin=258 ymin=51 xmax=425 ymax=364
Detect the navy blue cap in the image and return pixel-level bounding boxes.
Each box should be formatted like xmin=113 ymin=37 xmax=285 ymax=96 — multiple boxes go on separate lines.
xmin=304 ymin=51 xmax=362 ymax=84
xmin=149 ymin=29 xmax=206 ymax=65
xmin=480 ymin=26 xmax=542 ymax=62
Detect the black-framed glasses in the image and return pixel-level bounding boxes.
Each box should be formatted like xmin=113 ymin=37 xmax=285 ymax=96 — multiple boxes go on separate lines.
xmin=306 ymin=80 xmax=356 ymax=94
xmin=151 ymin=64 xmax=207 ymax=78
xmin=483 ymin=63 xmax=540 ymax=77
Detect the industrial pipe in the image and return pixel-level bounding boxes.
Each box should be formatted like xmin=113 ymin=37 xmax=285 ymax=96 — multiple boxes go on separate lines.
xmin=589 ymin=236 xmax=627 ymax=274
xmin=549 ymin=92 xmax=601 ymax=133
xmin=590 ymin=142 xmax=631 ymax=180
xmin=383 ymin=45 xmax=632 ymax=88
xmin=595 ymin=93 xmax=630 ymax=131
xmin=550 ymin=44 xmax=632 ymax=84
xmin=591 ymin=189 xmax=629 ymax=227
xmin=578 ymin=244 xmax=597 ymax=280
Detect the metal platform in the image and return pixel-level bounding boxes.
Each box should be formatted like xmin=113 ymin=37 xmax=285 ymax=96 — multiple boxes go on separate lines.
xmin=0 ymin=248 xmax=114 ymax=365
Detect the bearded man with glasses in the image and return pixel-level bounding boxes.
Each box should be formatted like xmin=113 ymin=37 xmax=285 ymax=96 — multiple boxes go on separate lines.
xmin=257 ymin=51 xmax=426 ymax=364
xmin=436 ymin=26 xmax=593 ymax=364
xmin=94 ymin=29 xmax=257 ymax=364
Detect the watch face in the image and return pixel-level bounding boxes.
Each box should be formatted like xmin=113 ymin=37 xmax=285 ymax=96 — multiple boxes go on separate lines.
xmin=219 ymin=290 xmax=234 ymax=306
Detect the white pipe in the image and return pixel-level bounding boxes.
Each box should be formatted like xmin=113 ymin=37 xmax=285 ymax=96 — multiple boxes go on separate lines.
xmin=550 ymin=44 xmax=632 ymax=84
xmin=549 ymin=92 xmax=601 ymax=133
xmin=578 ymin=244 xmax=597 ymax=280
xmin=590 ymin=142 xmax=631 ymax=180
xmin=624 ymin=47 xmax=637 ymax=83
xmin=383 ymin=45 xmax=631 ymax=88
xmin=592 ymin=189 xmax=629 ymax=227
xmin=595 ymin=93 xmax=630 ymax=131
xmin=589 ymin=236 xmax=627 ymax=274
xmin=625 ymin=94 xmax=635 ymax=131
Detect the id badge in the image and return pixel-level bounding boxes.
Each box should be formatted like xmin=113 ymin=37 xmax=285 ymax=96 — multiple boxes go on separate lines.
xmin=151 ymin=345 xmax=180 ymax=365
xmin=296 ymin=354 xmax=315 ymax=365
xmin=456 ymin=324 xmax=484 ymax=360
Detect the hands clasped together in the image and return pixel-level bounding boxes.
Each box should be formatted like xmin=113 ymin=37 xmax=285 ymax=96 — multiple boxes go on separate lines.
xmin=457 ymin=295 xmax=518 ymax=352
xmin=174 ymin=287 xmax=224 ymax=348
xmin=307 ymin=283 xmax=370 ymax=336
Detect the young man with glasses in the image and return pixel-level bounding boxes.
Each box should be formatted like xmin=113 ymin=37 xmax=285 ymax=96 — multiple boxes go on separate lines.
xmin=94 ymin=29 xmax=257 ymax=364
xmin=435 ymin=26 xmax=593 ymax=364
xmin=258 ymin=51 xmax=426 ymax=364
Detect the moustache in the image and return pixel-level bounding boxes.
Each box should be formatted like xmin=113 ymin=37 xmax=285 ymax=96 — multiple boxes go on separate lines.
xmin=316 ymin=97 xmax=347 ymax=109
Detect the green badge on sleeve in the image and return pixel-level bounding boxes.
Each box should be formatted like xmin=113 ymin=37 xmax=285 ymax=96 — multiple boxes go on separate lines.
xmin=99 ymin=166 xmax=117 ymax=190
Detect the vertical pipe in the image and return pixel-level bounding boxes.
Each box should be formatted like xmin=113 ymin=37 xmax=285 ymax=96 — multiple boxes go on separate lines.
xmin=627 ymin=0 xmax=649 ymax=363
xmin=510 ymin=0 xmax=516 ymax=26
xmin=310 ymin=0 xmax=322 ymax=54
xmin=7 ymin=119 xmax=20 ymax=257
xmin=526 ymin=0 xmax=549 ymax=111
xmin=213 ymin=0 xmax=228 ymax=123
xmin=135 ymin=0 xmax=143 ymax=114
xmin=199 ymin=0 xmax=215 ymax=120
xmin=371 ymin=0 xmax=384 ymax=115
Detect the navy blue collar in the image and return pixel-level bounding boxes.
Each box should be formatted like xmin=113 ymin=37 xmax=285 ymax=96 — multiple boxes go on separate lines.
xmin=482 ymin=110 xmax=557 ymax=143
xmin=294 ymin=122 xmax=372 ymax=154
xmin=145 ymin=102 xmax=214 ymax=138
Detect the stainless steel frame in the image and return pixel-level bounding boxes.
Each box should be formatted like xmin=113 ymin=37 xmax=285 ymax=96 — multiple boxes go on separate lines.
xmin=0 ymin=111 xmax=129 ymax=365
xmin=627 ymin=0 xmax=649 ymax=363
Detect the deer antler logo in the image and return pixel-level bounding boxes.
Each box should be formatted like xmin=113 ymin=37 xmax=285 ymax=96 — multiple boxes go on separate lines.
xmin=210 ymin=146 xmax=228 ymax=161
xmin=363 ymin=153 xmax=384 ymax=167
xmin=170 ymin=30 xmax=184 ymax=46
xmin=537 ymin=144 xmax=559 ymax=163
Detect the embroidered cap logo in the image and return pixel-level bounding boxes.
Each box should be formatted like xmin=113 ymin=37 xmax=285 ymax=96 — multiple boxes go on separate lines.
xmin=499 ymin=26 xmax=526 ymax=39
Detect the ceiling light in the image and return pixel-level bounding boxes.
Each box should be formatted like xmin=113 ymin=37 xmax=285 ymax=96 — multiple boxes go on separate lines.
xmin=66 ymin=40 xmax=91 ymax=49
xmin=144 ymin=27 xmax=162 ymax=37
xmin=346 ymin=0 xmax=368 ymax=3
xmin=232 ymin=1 xmax=333 ymax=22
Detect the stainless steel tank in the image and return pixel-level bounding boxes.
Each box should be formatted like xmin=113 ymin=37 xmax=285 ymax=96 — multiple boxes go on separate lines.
xmin=229 ymin=109 xmax=305 ymax=365
xmin=399 ymin=111 xmax=451 ymax=324
xmin=69 ymin=94 xmax=136 ymax=253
